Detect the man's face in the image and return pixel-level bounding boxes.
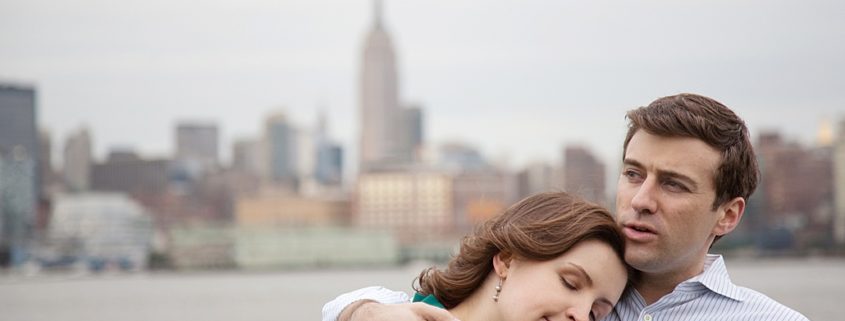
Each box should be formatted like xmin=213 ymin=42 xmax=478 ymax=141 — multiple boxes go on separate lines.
xmin=615 ymin=130 xmax=725 ymax=277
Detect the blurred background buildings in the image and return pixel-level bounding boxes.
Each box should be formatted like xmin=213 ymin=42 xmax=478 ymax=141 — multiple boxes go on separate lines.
xmin=0 ymin=83 xmax=39 ymax=267
xmin=1 ymin=1 xmax=845 ymax=272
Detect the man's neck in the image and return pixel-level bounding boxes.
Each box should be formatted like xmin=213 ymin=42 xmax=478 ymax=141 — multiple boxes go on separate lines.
xmin=635 ymin=256 xmax=709 ymax=305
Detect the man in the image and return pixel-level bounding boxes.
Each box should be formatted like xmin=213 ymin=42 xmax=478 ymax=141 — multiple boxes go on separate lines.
xmin=323 ymin=93 xmax=809 ymax=321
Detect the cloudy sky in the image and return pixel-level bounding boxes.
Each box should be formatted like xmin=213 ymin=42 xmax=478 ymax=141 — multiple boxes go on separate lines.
xmin=2 ymin=0 xmax=844 ymax=175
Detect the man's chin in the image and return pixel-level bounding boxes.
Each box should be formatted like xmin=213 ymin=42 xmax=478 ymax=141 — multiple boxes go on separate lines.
xmin=624 ymin=247 xmax=658 ymax=270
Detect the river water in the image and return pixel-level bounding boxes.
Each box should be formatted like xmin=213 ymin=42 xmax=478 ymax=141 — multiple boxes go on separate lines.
xmin=1 ymin=258 xmax=842 ymax=321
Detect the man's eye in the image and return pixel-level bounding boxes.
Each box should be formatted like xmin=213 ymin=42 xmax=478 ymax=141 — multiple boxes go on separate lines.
xmin=663 ymin=180 xmax=688 ymax=192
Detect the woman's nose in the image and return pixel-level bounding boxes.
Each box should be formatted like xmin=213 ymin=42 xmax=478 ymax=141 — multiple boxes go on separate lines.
xmin=564 ymin=305 xmax=592 ymax=321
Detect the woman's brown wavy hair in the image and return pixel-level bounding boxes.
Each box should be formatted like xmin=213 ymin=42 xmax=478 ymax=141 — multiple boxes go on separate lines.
xmin=413 ymin=192 xmax=629 ymax=309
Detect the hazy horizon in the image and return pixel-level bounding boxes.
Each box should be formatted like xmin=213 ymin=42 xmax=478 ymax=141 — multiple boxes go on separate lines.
xmin=2 ymin=0 xmax=844 ymax=174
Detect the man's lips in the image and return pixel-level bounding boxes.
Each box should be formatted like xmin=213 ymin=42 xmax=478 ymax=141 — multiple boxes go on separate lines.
xmin=623 ymin=223 xmax=657 ymax=242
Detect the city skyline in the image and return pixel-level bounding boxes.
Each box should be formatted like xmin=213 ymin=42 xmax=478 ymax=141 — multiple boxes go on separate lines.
xmin=2 ymin=0 xmax=844 ymax=174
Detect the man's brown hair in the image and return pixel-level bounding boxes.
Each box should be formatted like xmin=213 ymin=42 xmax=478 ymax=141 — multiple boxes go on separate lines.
xmin=623 ymin=93 xmax=759 ymax=217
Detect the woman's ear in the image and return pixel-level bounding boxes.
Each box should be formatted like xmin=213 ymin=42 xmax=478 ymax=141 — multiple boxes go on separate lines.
xmin=493 ymin=252 xmax=512 ymax=278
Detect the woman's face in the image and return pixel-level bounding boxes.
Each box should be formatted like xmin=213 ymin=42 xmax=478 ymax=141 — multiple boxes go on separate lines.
xmin=495 ymin=239 xmax=628 ymax=321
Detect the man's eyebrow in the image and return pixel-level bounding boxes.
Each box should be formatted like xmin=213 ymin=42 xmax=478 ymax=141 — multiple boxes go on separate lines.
xmin=565 ymin=262 xmax=593 ymax=287
xmin=621 ymin=158 xmax=643 ymax=168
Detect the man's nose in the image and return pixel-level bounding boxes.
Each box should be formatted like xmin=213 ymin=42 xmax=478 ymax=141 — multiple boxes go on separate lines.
xmin=630 ymin=178 xmax=657 ymax=215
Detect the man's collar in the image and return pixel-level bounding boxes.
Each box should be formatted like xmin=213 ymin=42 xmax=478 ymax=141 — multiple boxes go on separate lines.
xmin=624 ymin=254 xmax=747 ymax=309
xmin=690 ymin=254 xmax=747 ymax=301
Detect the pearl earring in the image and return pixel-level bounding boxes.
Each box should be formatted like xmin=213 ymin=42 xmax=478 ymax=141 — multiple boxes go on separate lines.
xmin=493 ymin=278 xmax=503 ymax=302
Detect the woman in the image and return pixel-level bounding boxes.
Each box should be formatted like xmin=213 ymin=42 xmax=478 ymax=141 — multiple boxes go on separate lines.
xmin=411 ymin=192 xmax=634 ymax=321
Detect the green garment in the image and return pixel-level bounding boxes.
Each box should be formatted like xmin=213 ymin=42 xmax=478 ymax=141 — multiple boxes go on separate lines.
xmin=412 ymin=292 xmax=446 ymax=309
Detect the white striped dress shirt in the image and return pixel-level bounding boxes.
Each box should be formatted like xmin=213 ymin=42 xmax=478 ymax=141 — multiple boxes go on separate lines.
xmin=321 ymin=255 xmax=809 ymax=321
xmin=322 ymin=286 xmax=410 ymax=321
xmin=606 ymin=254 xmax=809 ymax=321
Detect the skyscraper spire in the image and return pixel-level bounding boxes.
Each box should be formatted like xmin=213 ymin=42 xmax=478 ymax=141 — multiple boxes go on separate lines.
xmin=373 ymin=0 xmax=383 ymax=29
xmin=360 ymin=0 xmax=400 ymax=172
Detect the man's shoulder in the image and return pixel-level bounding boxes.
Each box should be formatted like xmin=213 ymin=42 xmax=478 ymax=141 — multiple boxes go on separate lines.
xmin=607 ymin=286 xmax=809 ymax=321
xmin=729 ymin=286 xmax=809 ymax=321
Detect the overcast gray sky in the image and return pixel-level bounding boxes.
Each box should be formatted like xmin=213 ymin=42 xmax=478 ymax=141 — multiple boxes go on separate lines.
xmin=2 ymin=0 xmax=844 ymax=174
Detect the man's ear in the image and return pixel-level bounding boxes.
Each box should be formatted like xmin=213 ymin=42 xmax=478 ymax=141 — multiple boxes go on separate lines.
xmin=492 ymin=252 xmax=512 ymax=278
xmin=713 ymin=197 xmax=745 ymax=237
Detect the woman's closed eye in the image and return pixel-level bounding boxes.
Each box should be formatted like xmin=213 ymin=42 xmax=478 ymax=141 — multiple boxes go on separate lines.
xmin=560 ymin=276 xmax=578 ymax=290
xmin=560 ymin=273 xmax=586 ymax=292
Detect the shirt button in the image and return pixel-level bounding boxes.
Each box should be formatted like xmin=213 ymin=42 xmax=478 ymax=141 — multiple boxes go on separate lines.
xmin=643 ymin=314 xmax=653 ymax=321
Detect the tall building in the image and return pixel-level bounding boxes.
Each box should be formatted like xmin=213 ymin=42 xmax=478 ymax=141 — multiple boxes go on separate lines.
xmin=516 ymin=162 xmax=555 ymax=200
xmin=89 ymin=149 xmax=173 ymax=229
xmin=358 ymin=1 xmax=425 ymax=171
xmin=399 ymin=104 xmax=424 ymax=162
xmin=756 ymin=132 xmax=833 ymax=249
xmin=355 ymin=165 xmax=511 ymax=260
xmin=314 ymin=111 xmax=343 ymax=186
xmin=90 ymin=150 xmax=169 ymax=195
xmin=356 ymin=169 xmax=454 ymax=244
xmin=48 ymin=193 xmax=153 ymax=271
xmin=359 ymin=0 xmax=402 ymax=171
xmin=63 ymin=127 xmax=93 ymax=192
xmin=37 ymin=129 xmax=56 ymax=230
xmin=235 ymin=191 xmax=348 ymax=227
xmin=232 ymin=138 xmax=265 ymax=177
xmin=0 ymin=82 xmax=38 ymax=267
xmin=833 ymin=119 xmax=845 ymax=246
xmin=265 ymin=112 xmax=298 ymax=188
xmin=315 ymin=144 xmax=343 ymax=186
xmin=0 ymin=84 xmax=38 ymax=179
xmin=174 ymin=122 xmax=219 ymax=178
xmin=232 ymin=189 xmax=394 ymax=269
xmin=296 ymin=127 xmax=315 ymax=182
xmin=563 ymin=146 xmax=606 ymax=204
xmin=39 ymin=129 xmax=56 ymax=197
xmin=452 ymin=170 xmax=510 ymax=231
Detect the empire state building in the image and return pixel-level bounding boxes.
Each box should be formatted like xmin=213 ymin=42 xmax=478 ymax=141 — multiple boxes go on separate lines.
xmin=359 ymin=0 xmax=409 ymax=172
